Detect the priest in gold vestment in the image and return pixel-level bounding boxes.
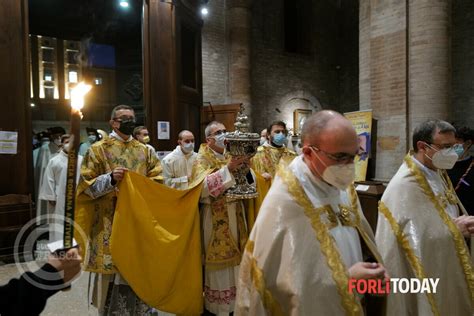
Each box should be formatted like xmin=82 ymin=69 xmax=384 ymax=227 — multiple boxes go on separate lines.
xmin=376 ymin=120 xmax=474 ymax=316
xmin=251 ymin=120 xmax=297 ymax=181
xmin=192 ymin=121 xmax=255 ymax=315
xmin=77 ymin=105 xmax=162 ymax=315
xmin=236 ymin=111 xmax=388 ymax=315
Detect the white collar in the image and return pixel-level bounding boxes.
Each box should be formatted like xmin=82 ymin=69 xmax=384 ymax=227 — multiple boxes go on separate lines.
xmin=110 ymin=131 xmax=133 ymax=142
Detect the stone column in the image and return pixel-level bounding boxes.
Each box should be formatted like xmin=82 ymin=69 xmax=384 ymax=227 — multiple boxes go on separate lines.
xmin=359 ymin=0 xmax=452 ymax=180
xmin=408 ymin=0 xmax=451 ymax=133
xmin=227 ymin=0 xmax=252 ymax=126
xmin=359 ymin=0 xmax=371 ymax=110
xmin=359 ymin=0 xmax=409 ymax=180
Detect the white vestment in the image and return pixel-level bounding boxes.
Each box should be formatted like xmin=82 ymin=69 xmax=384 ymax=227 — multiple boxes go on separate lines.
xmin=236 ymin=156 xmax=380 ymax=315
xmin=376 ymin=155 xmax=473 ymax=316
xmin=162 ymin=145 xmax=197 ymax=189
xmin=34 ymin=140 xmax=60 ymax=221
xmin=39 ymin=151 xmax=82 ymax=242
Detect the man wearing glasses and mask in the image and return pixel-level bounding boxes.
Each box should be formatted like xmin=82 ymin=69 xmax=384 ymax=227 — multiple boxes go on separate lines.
xmin=77 ymin=104 xmax=163 ymax=314
xmin=191 ymin=121 xmax=255 ymax=315
xmin=236 ymin=111 xmax=387 ymax=315
xmin=376 ymin=120 xmax=474 ymax=316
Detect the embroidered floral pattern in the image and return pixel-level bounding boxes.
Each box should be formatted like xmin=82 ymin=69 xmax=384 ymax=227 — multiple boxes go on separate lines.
xmin=80 ymin=137 xmax=163 ymax=273
xmin=205 ymin=198 xmax=242 ymax=269
xmin=193 ymin=144 xmax=248 ymax=270
xmin=204 ymin=285 xmax=237 ymax=305
xmin=104 ymin=283 xmax=157 ymax=315
xmin=207 ymin=171 xmax=225 ymax=198
xmin=251 ymin=146 xmax=297 ymax=177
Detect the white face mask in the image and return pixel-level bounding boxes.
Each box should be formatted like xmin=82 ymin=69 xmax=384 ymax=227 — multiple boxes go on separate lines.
xmin=88 ymin=135 xmax=97 ymax=143
xmin=260 ymin=137 xmax=266 ymax=146
xmin=53 ymin=138 xmax=62 ymax=146
xmin=63 ymin=142 xmax=71 ymax=153
xmin=310 ymin=148 xmax=355 ymax=190
xmin=425 ymin=145 xmax=458 ymax=170
xmin=214 ymin=133 xmax=226 ymax=149
xmin=182 ymin=142 xmax=195 ymax=154
xmin=321 ymin=163 xmax=355 ymax=190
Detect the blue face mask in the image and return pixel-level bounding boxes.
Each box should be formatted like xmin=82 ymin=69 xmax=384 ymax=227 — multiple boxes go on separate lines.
xmin=453 ymin=144 xmax=465 ymax=157
xmin=272 ymin=132 xmax=286 ymax=146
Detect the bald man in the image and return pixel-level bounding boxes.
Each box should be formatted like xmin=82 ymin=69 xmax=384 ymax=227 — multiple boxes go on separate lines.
xmin=162 ymin=130 xmax=197 ymax=189
xmin=235 ymin=110 xmax=387 ymax=315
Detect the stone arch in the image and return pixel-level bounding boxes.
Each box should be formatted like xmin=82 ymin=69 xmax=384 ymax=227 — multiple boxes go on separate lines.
xmin=278 ymin=91 xmax=321 ymax=133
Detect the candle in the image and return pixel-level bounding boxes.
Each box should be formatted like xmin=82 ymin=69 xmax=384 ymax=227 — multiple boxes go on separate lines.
xmin=63 ymin=82 xmax=91 ymax=249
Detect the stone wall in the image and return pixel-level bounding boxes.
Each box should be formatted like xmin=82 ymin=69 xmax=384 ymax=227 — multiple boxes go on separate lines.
xmin=201 ymin=0 xmax=360 ymax=134
xmin=338 ymin=0 xmax=360 ymax=114
xmin=359 ymin=0 xmax=408 ymax=180
xmin=201 ymin=0 xmax=229 ymax=105
xmin=250 ymin=0 xmax=359 ymax=133
xmin=360 ymin=0 xmax=455 ymax=181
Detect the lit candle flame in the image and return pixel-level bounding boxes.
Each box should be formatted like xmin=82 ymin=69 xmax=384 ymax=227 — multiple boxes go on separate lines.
xmin=70 ymin=82 xmax=92 ymax=111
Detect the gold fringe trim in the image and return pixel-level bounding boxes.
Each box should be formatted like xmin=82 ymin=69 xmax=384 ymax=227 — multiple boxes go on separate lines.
xmin=378 ymin=201 xmax=440 ymax=316
xmin=245 ymin=241 xmax=284 ymax=316
xmin=405 ymin=155 xmax=474 ymax=305
xmin=277 ymin=164 xmax=362 ymax=316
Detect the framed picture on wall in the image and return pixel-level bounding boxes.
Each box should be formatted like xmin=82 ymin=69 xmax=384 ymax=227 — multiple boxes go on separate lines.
xmin=293 ymin=109 xmax=312 ymax=135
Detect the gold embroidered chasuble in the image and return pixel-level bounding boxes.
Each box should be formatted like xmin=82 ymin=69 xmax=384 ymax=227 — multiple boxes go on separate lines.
xmin=75 ymin=136 xmax=162 ymax=273
xmin=236 ymin=156 xmax=384 ymax=316
xmin=251 ymin=144 xmax=297 ymax=178
xmin=191 ymin=144 xmax=249 ymax=270
xmin=248 ymin=144 xmax=295 ymax=227
xmin=376 ymin=154 xmax=474 ymax=316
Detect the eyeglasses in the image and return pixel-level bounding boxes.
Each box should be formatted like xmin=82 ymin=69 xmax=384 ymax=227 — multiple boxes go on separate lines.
xmin=425 ymin=142 xmax=454 ymax=151
xmin=210 ymin=129 xmax=226 ymax=136
xmin=310 ymin=146 xmax=357 ymax=163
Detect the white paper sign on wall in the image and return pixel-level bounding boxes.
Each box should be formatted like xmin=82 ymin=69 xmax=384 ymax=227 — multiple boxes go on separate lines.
xmin=0 ymin=131 xmax=18 ymax=154
xmin=157 ymin=121 xmax=170 ymax=140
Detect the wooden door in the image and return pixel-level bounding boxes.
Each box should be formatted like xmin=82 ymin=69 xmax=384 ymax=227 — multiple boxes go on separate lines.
xmin=0 ymin=0 xmax=35 ymax=262
xmin=143 ymin=0 xmax=203 ymax=151
xmin=201 ymin=103 xmax=242 ymax=142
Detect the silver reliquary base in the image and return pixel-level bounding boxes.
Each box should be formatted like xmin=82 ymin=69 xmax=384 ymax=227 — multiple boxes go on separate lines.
xmin=225 ymin=184 xmax=259 ymax=200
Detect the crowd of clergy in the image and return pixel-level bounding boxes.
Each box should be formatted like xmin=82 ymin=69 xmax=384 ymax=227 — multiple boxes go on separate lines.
xmin=32 ymin=104 xmax=474 ymax=315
